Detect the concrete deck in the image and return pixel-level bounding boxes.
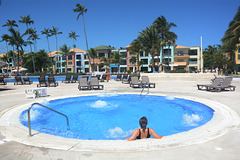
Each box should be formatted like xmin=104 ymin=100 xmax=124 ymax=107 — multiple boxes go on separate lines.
xmin=0 ymin=73 xmax=240 ymax=160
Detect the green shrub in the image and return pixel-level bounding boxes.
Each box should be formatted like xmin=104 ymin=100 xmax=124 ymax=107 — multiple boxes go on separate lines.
xmin=178 ymin=69 xmax=186 ymax=73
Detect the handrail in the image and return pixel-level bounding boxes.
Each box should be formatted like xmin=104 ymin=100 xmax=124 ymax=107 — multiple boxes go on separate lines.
xmin=140 ymin=82 xmax=149 ymax=97
xmin=28 ymin=102 xmax=70 ymax=136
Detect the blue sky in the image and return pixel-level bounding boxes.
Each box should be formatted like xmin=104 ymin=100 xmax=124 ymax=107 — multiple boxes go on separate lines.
xmin=0 ymin=0 xmax=239 ymax=54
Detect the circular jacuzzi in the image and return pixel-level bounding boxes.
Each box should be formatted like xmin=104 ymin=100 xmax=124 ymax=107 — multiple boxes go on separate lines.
xmin=0 ymin=93 xmax=239 ymax=151
xmin=20 ymin=94 xmax=214 ymax=140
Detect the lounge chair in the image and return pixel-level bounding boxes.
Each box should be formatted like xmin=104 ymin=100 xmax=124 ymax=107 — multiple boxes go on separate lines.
xmin=122 ymin=74 xmax=130 ymax=84
xmin=37 ymin=77 xmax=48 ymax=87
xmin=141 ymin=76 xmax=155 ymax=88
xmin=23 ymin=77 xmax=33 ymax=85
xmin=78 ymin=77 xmax=91 ymax=90
xmin=62 ymin=75 xmax=72 ymax=83
xmin=130 ymin=76 xmax=142 ymax=88
xmin=114 ymin=74 xmax=122 ymax=81
xmin=90 ymin=76 xmax=104 ymax=90
xmin=14 ymin=76 xmax=23 ymax=85
xmin=71 ymin=75 xmax=78 ymax=83
xmin=0 ymin=76 xmax=7 ymax=85
xmin=96 ymin=75 xmax=101 ymax=80
xmin=197 ymin=78 xmax=223 ymax=90
xmin=48 ymin=77 xmax=58 ymax=87
xmin=100 ymin=74 xmax=108 ymax=82
xmin=208 ymin=77 xmax=236 ymax=92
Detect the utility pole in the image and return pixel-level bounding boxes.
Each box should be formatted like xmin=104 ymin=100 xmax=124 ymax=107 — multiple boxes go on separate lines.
xmin=201 ymin=36 xmax=203 ymax=73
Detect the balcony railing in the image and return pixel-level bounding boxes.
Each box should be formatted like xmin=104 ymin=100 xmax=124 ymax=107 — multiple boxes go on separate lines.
xmin=189 ymin=61 xmax=198 ymax=64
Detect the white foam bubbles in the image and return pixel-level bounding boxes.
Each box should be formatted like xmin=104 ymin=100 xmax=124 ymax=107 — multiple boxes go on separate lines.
xmin=182 ymin=114 xmax=201 ymax=126
xmin=90 ymin=100 xmax=108 ymax=108
xmin=98 ymin=90 xmax=118 ymax=97
xmin=165 ymin=94 xmax=175 ymax=100
xmin=89 ymin=100 xmax=118 ymax=109
xmin=41 ymin=99 xmax=50 ymax=106
xmin=22 ymin=109 xmax=40 ymax=121
xmin=106 ymin=127 xmax=133 ymax=139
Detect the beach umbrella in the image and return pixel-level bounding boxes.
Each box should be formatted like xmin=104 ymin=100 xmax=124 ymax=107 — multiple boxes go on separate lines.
xmin=101 ymin=65 xmax=110 ymax=70
xmin=101 ymin=65 xmax=110 ymax=72
xmin=20 ymin=68 xmax=27 ymax=71
xmin=0 ymin=59 xmax=7 ymax=68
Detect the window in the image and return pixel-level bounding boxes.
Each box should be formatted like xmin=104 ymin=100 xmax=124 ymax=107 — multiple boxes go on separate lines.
xmin=177 ymin=51 xmax=184 ymax=56
xmin=68 ymin=62 xmax=72 ymax=66
xmin=238 ymin=54 xmax=240 ymax=60
xmin=121 ymin=52 xmax=127 ymax=57
xmin=62 ymin=56 xmax=66 ymax=60
xmin=8 ymin=58 xmax=12 ymax=62
xmin=163 ymin=49 xmax=171 ymax=56
xmin=99 ymin=53 xmax=105 ymax=57
xmin=189 ymin=58 xmax=197 ymax=64
xmin=177 ymin=59 xmax=184 ymax=62
xmin=120 ymin=59 xmax=127 ymax=65
xmin=85 ymin=61 xmax=89 ymax=65
xmin=238 ymin=46 xmax=240 ymax=53
xmin=76 ymin=55 xmax=81 ymax=59
xmin=188 ymin=50 xmax=197 ymax=55
xmin=155 ymin=58 xmax=160 ymax=62
xmin=67 ymin=68 xmax=72 ymax=72
xmin=84 ymin=55 xmax=88 ymax=59
xmin=163 ymin=58 xmax=171 ymax=62
xmin=62 ymin=68 xmax=65 ymax=73
xmin=77 ymin=61 xmax=81 ymax=66
xmin=56 ymin=56 xmax=61 ymax=61
xmin=57 ymin=63 xmax=61 ymax=67
xmin=145 ymin=52 xmax=149 ymax=57
xmin=68 ymin=55 xmax=72 ymax=60
xmin=142 ymin=59 xmax=148 ymax=64
xmin=140 ymin=51 xmax=144 ymax=57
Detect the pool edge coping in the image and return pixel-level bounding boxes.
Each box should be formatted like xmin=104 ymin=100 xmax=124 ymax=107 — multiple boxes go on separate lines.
xmin=0 ymin=93 xmax=240 ymax=152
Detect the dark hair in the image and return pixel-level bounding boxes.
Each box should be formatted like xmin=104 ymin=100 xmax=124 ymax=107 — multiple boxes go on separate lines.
xmin=139 ymin=117 xmax=148 ymax=132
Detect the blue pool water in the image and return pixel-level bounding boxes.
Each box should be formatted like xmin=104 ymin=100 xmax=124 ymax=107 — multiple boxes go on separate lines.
xmin=5 ymin=75 xmax=117 ymax=83
xmin=20 ymin=94 xmax=214 ymax=140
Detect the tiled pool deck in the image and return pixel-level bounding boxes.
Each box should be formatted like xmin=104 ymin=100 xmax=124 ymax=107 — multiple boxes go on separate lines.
xmin=0 ymin=73 xmax=240 ymax=160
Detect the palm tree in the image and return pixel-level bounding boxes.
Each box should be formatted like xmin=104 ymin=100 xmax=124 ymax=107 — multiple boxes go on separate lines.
xmin=2 ymin=20 xmax=18 ymax=68
xmin=73 ymin=3 xmax=92 ymax=72
xmin=19 ymin=15 xmax=35 ymax=72
xmin=41 ymin=28 xmax=53 ymax=68
xmin=1 ymin=34 xmax=9 ymax=53
xmin=111 ymin=52 xmax=122 ymax=73
xmin=59 ymin=44 xmax=74 ymax=73
xmin=68 ymin=30 xmax=80 ymax=49
xmin=88 ymin=48 xmax=98 ymax=71
xmin=50 ymin=26 xmax=62 ymax=53
xmin=130 ymin=56 xmax=137 ymax=72
xmin=2 ymin=20 xmax=18 ymax=28
xmin=8 ymin=28 xmax=27 ymax=75
xmin=221 ymin=6 xmax=240 ymax=72
xmin=134 ymin=26 xmax=161 ymax=72
xmin=203 ymin=45 xmax=218 ymax=71
xmin=153 ymin=16 xmax=177 ymax=70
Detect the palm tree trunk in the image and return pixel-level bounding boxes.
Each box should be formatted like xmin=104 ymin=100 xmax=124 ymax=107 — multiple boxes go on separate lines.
xmin=82 ymin=14 xmax=92 ymax=73
xmin=151 ymin=53 xmax=155 ymax=72
xmin=47 ymin=37 xmax=53 ymax=69
xmin=17 ymin=46 xmax=20 ymax=76
xmin=29 ymin=43 xmax=36 ymax=73
xmin=12 ymin=46 xmax=16 ymax=68
xmin=6 ymin=41 xmax=9 ymax=53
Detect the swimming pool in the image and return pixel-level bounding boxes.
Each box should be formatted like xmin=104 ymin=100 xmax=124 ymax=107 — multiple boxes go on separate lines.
xmin=20 ymin=94 xmax=214 ymax=140
xmin=5 ymin=75 xmax=117 ymax=83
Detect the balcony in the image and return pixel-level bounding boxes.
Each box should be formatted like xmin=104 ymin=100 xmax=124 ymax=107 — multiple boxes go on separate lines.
xmin=189 ymin=61 xmax=198 ymax=64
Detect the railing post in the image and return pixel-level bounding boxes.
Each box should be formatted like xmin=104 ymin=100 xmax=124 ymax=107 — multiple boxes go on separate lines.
xmin=28 ymin=108 xmax=32 ymax=136
xmin=27 ymin=103 xmax=70 ymax=137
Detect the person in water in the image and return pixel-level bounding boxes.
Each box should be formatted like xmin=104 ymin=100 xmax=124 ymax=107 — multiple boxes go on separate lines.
xmin=126 ymin=117 xmax=163 ymax=141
